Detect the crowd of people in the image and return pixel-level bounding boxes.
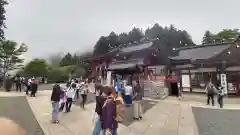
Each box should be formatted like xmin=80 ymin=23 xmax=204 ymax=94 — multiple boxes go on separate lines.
xmin=14 ymin=76 xmax=40 ymax=97
xmin=50 ymin=78 xmax=144 ymax=135
xmin=51 ymin=78 xmax=89 ymax=123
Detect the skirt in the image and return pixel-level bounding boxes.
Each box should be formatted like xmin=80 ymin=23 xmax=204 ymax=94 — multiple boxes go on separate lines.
xmin=125 ymin=95 xmax=132 ymax=105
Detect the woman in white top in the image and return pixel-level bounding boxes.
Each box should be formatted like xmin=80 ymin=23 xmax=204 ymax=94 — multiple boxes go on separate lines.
xmin=65 ymin=83 xmax=76 ymax=112
xmin=80 ymin=80 xmax=88 ymax=109
xmin=124 ymin=82 xmax=133 ymax=106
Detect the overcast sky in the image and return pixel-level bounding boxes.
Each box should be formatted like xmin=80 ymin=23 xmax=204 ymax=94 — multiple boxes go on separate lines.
xmin=4 ymin=0 xmax=240 ymax=61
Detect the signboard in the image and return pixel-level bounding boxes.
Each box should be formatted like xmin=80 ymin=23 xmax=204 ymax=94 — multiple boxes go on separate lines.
xmin=182 ymin=75 xmax=190 ymax=87
xmin=220 ymin=74 xmax=227 ymax=94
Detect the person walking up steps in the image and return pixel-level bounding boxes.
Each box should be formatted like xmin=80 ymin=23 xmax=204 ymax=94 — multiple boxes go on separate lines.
xmin=65 ymin=83 xmax=76 ymax=112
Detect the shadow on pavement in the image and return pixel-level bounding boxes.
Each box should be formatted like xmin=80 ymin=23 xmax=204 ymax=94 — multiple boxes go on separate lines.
xmin=192 ymin=107 xmax=240 ymax=135
xmin=0 ymin=96 xmax=44 ymax=135
xmin=121 ymin=99 xmax=158 ymax=126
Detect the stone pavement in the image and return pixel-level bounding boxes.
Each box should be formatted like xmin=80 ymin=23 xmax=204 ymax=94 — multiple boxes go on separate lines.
xmin=6 ymin=91 xmax=237 ymax=135
xmin=25 ymin=91 xmax=199 ymax=135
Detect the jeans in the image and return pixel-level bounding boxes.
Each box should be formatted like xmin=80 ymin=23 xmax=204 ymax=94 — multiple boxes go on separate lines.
xmin=52 ymin=102 xmax=59 ymax=121
xmin=66 ymin=98 xmax=73 ymax=112
xmin=92 ymin=117 xmax=102 ymax=135
xmin=101 ymin=129 xmax=117 ymax=135
xmin=133 ymin=100 xmax=143 ymax=118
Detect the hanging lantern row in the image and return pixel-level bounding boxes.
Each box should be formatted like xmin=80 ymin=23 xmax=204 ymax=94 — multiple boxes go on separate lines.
xmin=225 ymin=43 xmax=239 ymax=56
xmin=152 ymin=48 xmax=160 ymax=57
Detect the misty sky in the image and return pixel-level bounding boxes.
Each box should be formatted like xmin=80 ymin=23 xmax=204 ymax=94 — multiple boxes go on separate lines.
xmin=4 ymin=0 xmax=240 ymax=61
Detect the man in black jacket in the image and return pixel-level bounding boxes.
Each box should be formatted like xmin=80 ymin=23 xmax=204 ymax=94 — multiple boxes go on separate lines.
xmin=51 ymin=84 xmax=64 ymax=123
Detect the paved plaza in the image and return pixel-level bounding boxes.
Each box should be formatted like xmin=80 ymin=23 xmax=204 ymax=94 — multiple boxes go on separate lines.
xmin=1 ymin=89 xmax=240 ymax=135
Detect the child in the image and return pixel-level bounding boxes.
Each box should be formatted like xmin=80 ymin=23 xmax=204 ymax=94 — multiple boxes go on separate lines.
xmin=59 ymin=91 xmax=67 ymax=112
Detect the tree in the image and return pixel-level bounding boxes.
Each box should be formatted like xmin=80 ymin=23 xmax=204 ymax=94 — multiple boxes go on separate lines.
xmin=217 ymin=29 xmax=239 ymax=42
xmin=47 ymin=67 xmax=68 ymax=83
xmin=201 ymin=29 xmax=240 ymax=44
xmin=0 ymin=0 xmax=8 ymax=40
xmin=107 ymin=32 xmax=120 ymax=49
xmin=202 ymin=30 xmax=214 ymax=44
xmin=93 ymin=23 xmax=195 ymax=57
xmin=128 ymin=27 xmax=144 ymax=43
xmin=59 ymin=53 xmax=74 ymax=66
xmin=118 ymin=32 xmax=130 ymax=45
xmin=145 ymin=23 xmax=163 ymax=39
xmin=23 ymin=59 xmax=49 ymax=77
xmin=145 ymin=23 xmax=195 ymax=56
xmin=0 ymin=40 xmax=27 ymax=77
xmin=93 ymin=36 xmax=110 ymax=56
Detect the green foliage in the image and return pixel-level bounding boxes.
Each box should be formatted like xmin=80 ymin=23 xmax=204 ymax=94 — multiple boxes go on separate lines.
xmin=93 ymin=23 xmax=195 ymax=56
xmin=72 ymin=67 xmax=85 ymax=78
xmin=202 ymin=29 xmax=240 ymax=45
xmin=217 ymin=29 xmax=239 ymax=42
xmin=23 ymin=59 xmax=49 ymax=77
xmin=145 ymin=24 xmax=195 ymax=51
xmin=0 ymin=40 xmax=28 ymax=76
xmin=60 ymin=53 xmax=78 ymax=66
xmin=0 ymin=0 xmax=8 ymax=40
xmin=47 ymin=67 xmax=66 ymax=83
xmin=128 ymin=27 xmax=144 ymax=43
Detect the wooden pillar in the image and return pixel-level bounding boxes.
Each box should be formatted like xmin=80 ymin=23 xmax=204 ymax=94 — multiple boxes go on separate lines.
xmin=91 ymin=60 xmax=96 ymax=75
xmin=179 ymin=70 xmax=183 ymax=97
xmin=144 ymin=66 xmax=148 ymax=79
xmin=188 ymin=68 xmax=193 ymax=92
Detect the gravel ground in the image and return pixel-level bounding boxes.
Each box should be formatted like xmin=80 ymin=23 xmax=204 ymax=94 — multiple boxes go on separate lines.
xmin=192 ymin=107 xmax=240 ymax=135
xmin=0 ymin=96 xmax=44 ymax=135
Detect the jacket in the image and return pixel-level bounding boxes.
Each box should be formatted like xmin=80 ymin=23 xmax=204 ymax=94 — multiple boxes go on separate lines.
xmin=95 ymin=96 xmax=106 ymax=116
xmin=51 ymin=84 xmax=64 ymax=102
xmin=101 ymin=97 xmax=118 ymax=130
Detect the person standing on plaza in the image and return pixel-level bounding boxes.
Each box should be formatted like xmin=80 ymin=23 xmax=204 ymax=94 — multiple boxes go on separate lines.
xmin=205 ymin=81 xmax=216 ymax=106
xmin=15 ymin=76 xmax=22 ymax=92
xmin=30 ymin=78 xmax=39 ymax=97
xmin=51 ymin=84 xmax=64 ymax=123
xmin=101 ymin=87 xmax=118 ymax=135
xmin=92 ymin=85 xmax=106 ymax=135
xmin=124 ymin=81 xmax=133 ymax=106
xmin=113 ymin=90 xmax=124 ymax=123
xmin=132 ymin=80 xmax=143 ymax=120
xmin=80 ymin=79 xmax=88 ymax=109
xmin=217 ymin=84 xmax=226 ymax=108
xmin=74 ymin=80 xmax=80 ymax=101
xmin=25 ymin=77 xmax=32 ymax=95
xmin=65 ymin=83 xmax=76 ymax=112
